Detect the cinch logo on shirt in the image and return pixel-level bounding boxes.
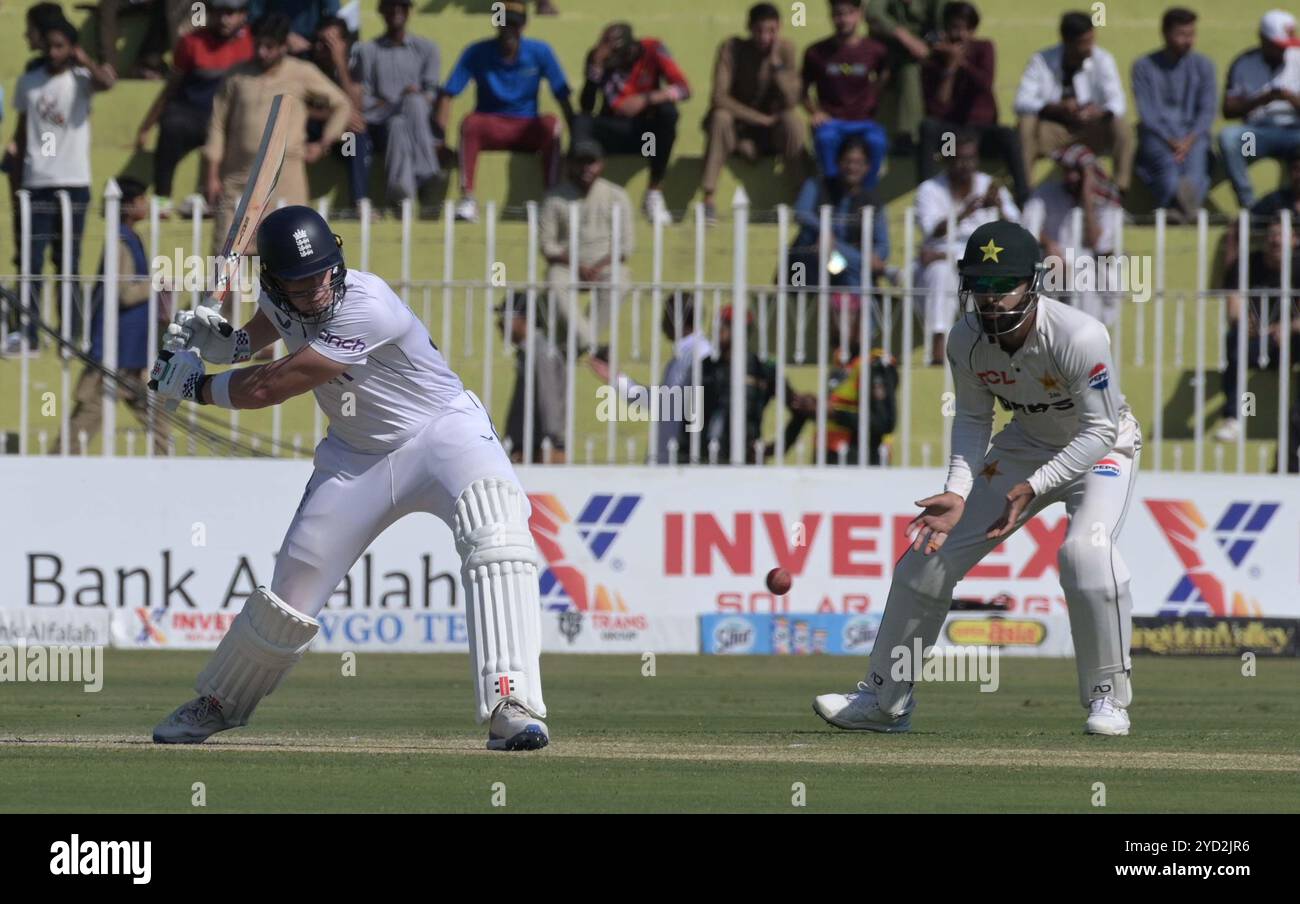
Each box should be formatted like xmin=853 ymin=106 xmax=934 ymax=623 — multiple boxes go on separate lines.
xmin=317 ymin=331 xmax=366 ymax=353
xmin=1088 ymin=363 xmax=1109 ymax=390
xmin=1093 ymin=458 xmax=1121 ymax=477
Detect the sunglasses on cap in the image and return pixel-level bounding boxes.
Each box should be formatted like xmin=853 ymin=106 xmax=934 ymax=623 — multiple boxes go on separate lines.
xmin=963 ymin=275 xmax=1023 ymax=295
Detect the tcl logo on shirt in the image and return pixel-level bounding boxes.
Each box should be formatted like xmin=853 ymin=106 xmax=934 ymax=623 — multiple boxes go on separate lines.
xmin=318 ymin=330 xmax=366 ymax=352
xmin=977 ymin=369 xmax=1017 ymax=384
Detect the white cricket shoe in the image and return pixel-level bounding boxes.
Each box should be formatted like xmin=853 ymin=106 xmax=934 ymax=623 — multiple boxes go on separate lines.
xmin=487 ymin=699 xmax=549 ymax=751
xmin=1085 ymin=697 xmax=1130 ymax=736
xmin=812 ymin=682 xmax=913 ymax=733
xmin=153 ymin=695 xmax=238 ymax=744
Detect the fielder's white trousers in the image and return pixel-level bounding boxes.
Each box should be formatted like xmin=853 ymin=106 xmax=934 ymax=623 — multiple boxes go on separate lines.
xmin=272 ymin=389 xmax=525 ymax=619
xmin=867 ymin=412 xmax=1143 ymax=711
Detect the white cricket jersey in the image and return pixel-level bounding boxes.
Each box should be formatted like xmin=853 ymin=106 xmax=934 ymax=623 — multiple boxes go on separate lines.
xmin=259 ymin=269 xmax=464 ymax=453
xmin=944 ymin=295 xmax=1135 ymax=499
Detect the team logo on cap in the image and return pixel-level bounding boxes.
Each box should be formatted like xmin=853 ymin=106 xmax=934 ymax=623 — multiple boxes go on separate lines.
xmin=1088 ymin=363 xmax=1109 ymax=390
xmin=293 ymin=228 xmax=313 ymax=258
xmin=980 ymin=239 xmax=1003 ymax=262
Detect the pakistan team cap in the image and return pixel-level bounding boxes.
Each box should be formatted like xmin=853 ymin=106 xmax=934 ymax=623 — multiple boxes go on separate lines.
xmin=958 ymin=221 xmax=1042 ymax=279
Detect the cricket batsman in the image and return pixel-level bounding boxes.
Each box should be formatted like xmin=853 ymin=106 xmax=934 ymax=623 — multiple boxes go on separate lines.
xmin=813 ymin=221 xmax=1142 ymax=736
xmin=148 ymin=206 xmax=549 ymax=751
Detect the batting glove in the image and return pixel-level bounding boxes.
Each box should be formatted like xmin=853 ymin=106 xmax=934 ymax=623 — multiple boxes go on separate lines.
xmin=170 ymin=306 xmax=251 ymax=364
xmin=149 ymin=348 xmax=207 ymax=403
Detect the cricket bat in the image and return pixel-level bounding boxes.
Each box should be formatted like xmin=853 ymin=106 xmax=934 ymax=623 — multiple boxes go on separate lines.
xmin=149 ymin=93 xmax=294 ymax=400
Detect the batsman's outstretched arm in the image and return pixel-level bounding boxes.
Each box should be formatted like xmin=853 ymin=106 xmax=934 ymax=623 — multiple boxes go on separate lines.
xmin=200 ymin=346 xmax=349 ymax=410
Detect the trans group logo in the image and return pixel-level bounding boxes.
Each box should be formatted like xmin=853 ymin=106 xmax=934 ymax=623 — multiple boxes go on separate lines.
xmin=528 ymin=493 xmax=641 ymax=613
xmin=1145 ymin=499 xmax=1279 ymax=617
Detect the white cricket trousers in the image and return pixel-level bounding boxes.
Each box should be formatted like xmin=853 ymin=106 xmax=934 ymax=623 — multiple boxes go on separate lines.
xmin=868 ymin=412 xmax=1143 ymax=712
xmin=272 ymin=389 xmax=525 ymax=618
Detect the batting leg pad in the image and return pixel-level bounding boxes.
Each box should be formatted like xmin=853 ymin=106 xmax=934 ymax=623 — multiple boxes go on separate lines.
xmin=453 ymin=477 xmax=546 ymax=723
xmin=195 ymin=586 xmax=320 ymax=726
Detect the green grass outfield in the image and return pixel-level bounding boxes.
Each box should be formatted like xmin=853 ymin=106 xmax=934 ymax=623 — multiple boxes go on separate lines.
xmin=2 ymin=651 xmax=1298 ymax=812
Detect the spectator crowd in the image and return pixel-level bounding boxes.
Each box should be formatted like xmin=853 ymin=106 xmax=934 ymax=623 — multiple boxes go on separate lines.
xmin=3 ymin=0 xmax=1300 ymax=465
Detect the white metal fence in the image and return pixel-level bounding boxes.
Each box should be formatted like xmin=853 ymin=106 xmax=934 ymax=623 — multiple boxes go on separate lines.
xmin=1 ymin=183 xmax=1296 ymax=474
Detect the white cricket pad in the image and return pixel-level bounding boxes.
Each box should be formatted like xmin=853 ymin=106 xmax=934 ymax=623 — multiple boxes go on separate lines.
xmin=454 ymin=477 xmax=546 ymax=722
xmin=194 ymin=586 xmax=320 ymax=725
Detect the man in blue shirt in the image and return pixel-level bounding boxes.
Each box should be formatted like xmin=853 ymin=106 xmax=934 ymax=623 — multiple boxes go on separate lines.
xmin=436 ymin=0 xmax=574 ymax=222
xmin=1131 ymin=7 xmax=1216 ymax=222
xmin=1219 ymin=10 xmax=1300 ymax=208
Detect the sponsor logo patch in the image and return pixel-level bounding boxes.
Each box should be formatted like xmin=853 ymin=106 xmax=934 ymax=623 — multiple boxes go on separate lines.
xmin=1093 ymin=458 xmax=1121 ymax=477
xmin=1088 ymin=363 xmax=1109 ymax=390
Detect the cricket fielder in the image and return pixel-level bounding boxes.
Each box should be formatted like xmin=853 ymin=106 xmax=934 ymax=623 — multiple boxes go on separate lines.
xmin=813 ymin=221 xmax=1142 ymax=736
xmin=148 ymin=206 xmax=548 ymax=750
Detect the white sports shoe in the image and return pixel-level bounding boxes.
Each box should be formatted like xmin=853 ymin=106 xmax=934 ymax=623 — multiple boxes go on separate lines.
xmin=643 ymin=189 xmax=672 ymax=225
xmin=1085 ymin=696 xmax=1130 ymax=736
xmin=487 ymin=699 xmax=549 ymax=751
xmin=454 ymin=197 xmax=479 ymax=223
xmin=153 ymin=695 xmax=238 ymax=744
xmin=812 ymin=682 xmax=913 ymax=733
xmin=1213 ymin=418 xmax=1241 ymax=442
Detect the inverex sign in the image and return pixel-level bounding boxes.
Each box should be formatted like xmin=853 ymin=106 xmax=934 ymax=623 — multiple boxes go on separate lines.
xmin=3 ymin=461 xmax=1298 ymax=641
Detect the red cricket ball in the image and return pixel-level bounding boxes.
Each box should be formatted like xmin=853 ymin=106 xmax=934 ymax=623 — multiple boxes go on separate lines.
xmin=766 ymin=567 xmax=792 ymax=595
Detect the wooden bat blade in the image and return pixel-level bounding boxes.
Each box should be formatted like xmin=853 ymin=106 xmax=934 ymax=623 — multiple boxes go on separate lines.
xmin=206 ymin=93 xmax=296 ymax=312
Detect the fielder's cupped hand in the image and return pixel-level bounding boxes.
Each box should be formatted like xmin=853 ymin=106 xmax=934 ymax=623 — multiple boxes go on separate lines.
xmin=906 ymin=491 xmax=965 ymax=556
xmin=985 ymin=481 xmax=1036 ymax=539
xmin=149 ymin=349 xmax=206 ymax=403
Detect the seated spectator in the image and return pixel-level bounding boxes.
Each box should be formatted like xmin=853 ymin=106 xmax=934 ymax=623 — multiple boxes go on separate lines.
xmin=249 ymin=0 xmax=339 ymax=57
xmin=1021 ymin=144 xmax=1124 ymax=327
xmin=1132 ymin=7 xmax=1216 ymax=222
xmin=918 ymin=1 xmax=1027 ymax=203
xmin=438 ymin=0 xmax=572 ymax=223
xmin=135 ymin=0 xmax=253 ymax=217
xmin=539 ymin=140 xmax=634 ymax=352
xmin=310 ymin=15 xmax=370 ymax=207
xmin=348 ymin=0 xmax=441 ymax=207
xmin=700 ymin=304 xmax=813 ymax=464
xmin=204 ymin=14 xmax=350 ymax=259
xmin=1223 ymin=151 xmax=1300 ymax=276
xmin=700 ymin=3 xmax=803 ymax=226
xmin=576 ymin=22 xmax=690 ymax=225
xmin=498 ymin=292 xmax=567 ymax=464
xmin=866 ymin=0 xmax=942 ymax=153
xmin=778 ymin=295 xmax=898 ymax=464
xmin=1014 ymin=11 xmax=1133 ymax=193
xmin=802 ymin=0 xmax=889 ymax=188
xmin=99 ymin=0 xmax=189 ymax=78
xmin=588 ymin=292 xmax=714 ymax=464
xmin=914 ymin=129 xmax=1019 ymax=362
xmin=6 ymin=18 xmax=115 ymax=355
xmin=1214 ymin=220 xmax=1300 ymax=442
xmin=1219 ymin=10 xmax=1300 ymax=209
xmin=55 ymin=178 xmax=169 ymax=454
xmin=787 ymin=135 xmax=890 ymax=292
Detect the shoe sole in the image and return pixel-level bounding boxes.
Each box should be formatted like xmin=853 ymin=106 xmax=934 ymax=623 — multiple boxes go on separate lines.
xmin=152 ymin=731 xmax=211 ymax=744
xmin=811 ymin=702 xmax=912 ymax=733
xmin=486 ymin=725 xmax=550 ymax=751
xmin=1085 ymin=724 xmax=1130 ymax=736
